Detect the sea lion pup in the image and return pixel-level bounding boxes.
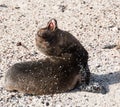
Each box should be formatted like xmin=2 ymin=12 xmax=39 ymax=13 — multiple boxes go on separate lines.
xmin=4 ymin=19 xmax=106 ymax=95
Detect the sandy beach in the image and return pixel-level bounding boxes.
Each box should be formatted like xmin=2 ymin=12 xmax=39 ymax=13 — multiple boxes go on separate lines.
xmin=0 ymin=0 xmax=120 ymax=107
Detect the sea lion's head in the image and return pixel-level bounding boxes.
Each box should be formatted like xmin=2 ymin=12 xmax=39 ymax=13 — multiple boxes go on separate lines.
xmin=36 ymin=19 xmax=63 ymax=56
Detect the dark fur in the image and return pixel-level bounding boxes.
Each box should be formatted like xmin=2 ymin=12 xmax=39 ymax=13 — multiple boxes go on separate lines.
xmin=5 ymin=19 xmax=104 ymax=95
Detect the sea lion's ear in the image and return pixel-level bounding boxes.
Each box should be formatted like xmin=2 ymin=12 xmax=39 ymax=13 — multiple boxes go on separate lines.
xmin=47 ymin=19 xmax=57 ymax=31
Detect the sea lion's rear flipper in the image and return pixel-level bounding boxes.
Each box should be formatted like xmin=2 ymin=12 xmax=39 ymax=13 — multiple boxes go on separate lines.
xmin=78 ymin=82 xmax=107 ymax=94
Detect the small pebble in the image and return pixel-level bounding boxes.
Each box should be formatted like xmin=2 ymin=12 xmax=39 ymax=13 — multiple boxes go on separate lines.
xmin=90 ymin=7 xmax=93 ymax=9
xmin=41 ymin=101 xmax=44 ymax=104
xmin=0 ymin=4 xmax=8 ymax=8
xmin=59 ymin=5 xmax=67 ymax=12
xmin=17 ymin=42 xmax=22 ymax=46
xmin=46 ymin=102 xmax=49 ymax=106
xmin=15 ymin=7 xmax=20 ymax=9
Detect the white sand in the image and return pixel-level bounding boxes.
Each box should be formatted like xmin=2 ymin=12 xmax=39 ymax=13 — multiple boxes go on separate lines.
xmin=0 ymin=0 xmax=120 ymax=107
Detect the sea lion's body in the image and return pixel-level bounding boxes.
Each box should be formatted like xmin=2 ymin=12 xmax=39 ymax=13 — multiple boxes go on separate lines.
xmin=4 ymin=19 xmax=105 ymax=95
xmin=5 ymin=57 xmax=84 ymax=95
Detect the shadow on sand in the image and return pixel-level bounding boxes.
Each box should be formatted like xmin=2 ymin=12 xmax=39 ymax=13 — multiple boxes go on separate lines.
xmin=90 ymin=71 xmax=120 ymax=93
xmin=70 ymin=71 xmax=120 ymax=94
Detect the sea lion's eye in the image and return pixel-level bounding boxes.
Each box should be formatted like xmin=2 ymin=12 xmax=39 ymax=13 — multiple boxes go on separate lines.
xmin=42 ymin=33 xmax=48 ymax=39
